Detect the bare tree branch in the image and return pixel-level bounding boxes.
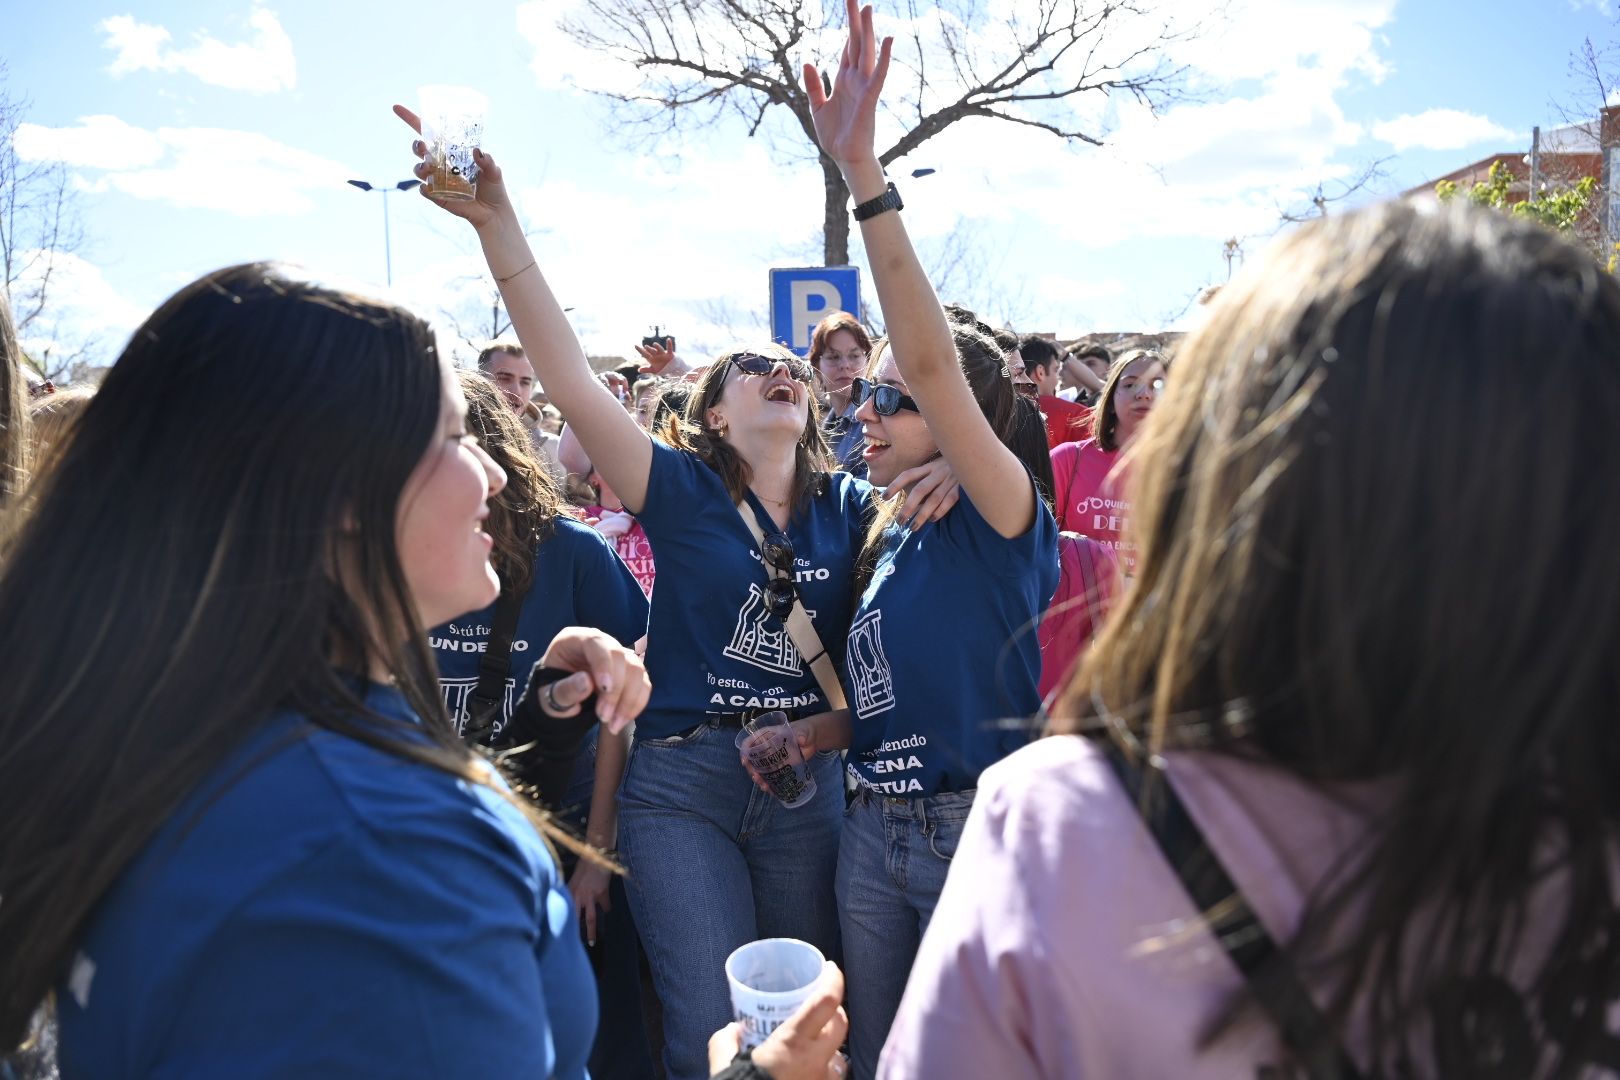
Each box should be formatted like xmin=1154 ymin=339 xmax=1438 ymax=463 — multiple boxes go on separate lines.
xmin=556 ymin=0 xmax=1200 ymax=263
xmin=0 ymin=64 xmax=96 ymax=383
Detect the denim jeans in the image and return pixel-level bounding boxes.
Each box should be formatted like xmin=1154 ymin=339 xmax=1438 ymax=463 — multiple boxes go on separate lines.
xmin=835 ymin=786 xmax=975 ymax=1080
xmin=558 ymin=730 xmax=656 ymax=1080
xmin=617 ymin=720 xmax=844 ymax=1080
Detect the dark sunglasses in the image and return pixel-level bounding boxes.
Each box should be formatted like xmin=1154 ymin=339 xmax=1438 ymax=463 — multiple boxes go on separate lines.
xmin=760 ymin=530 xmax=798 ymax=617
xmin=851 ymin=377 xmax=920 ymax=416
xmin=729 ymin=353 xmax=815 ymax=383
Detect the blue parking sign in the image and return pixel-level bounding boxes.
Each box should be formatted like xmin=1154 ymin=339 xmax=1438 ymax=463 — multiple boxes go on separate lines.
xmin=769 ymin=266 xmax=862 ymax=356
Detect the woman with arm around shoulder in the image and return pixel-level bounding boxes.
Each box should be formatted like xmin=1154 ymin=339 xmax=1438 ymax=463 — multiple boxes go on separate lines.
xmin=883 ymin=198 xmax=1620 ymax=1075
xmin=785 ymin=6 xmax=1058 ymax=1074
xmin=396 ymin=105 xmax=965 ymax=1080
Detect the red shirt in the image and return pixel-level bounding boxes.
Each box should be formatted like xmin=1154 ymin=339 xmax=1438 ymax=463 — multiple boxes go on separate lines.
xmin=1049 ymin=439 xmax=1135 ymax=575
xmin=1038 ymin=394 xmax=1093 ymax=450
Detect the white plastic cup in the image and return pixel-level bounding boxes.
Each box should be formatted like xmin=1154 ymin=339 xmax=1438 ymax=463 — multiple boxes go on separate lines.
xmin=417 ymin=85 xmax=487 ymax=201
xmin=735 ymin=710 xmax=817 ymax=808
xmin=725 ymin=938 xmax=826 ymax=1050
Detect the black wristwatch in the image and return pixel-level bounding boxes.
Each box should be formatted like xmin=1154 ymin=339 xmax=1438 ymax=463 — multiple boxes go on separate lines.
xmin=852 ymin=181 xmax=904 ymax=222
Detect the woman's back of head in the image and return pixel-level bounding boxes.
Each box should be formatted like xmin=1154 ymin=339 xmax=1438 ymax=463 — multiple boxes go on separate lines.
xmin=0 ymin=262 xmax=466 ymax=1049
xmin=1056 ymin=199 xmax=1620 ymax=1072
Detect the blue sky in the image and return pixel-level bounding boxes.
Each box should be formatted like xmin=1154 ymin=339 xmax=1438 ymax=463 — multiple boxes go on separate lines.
xmin=5 ymin=0 xmax=1617 ymax=371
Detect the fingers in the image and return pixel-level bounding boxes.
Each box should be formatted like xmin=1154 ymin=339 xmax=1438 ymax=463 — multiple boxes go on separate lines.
xmin=771 ymin=963 xmax=849 ymax=1058
xmin=707 ymin=1023 xmax=744 ymax=1076
xmin=582 ymin=897 xmax=598 ymax=947
xmin=874 ymin=34 xmax=894 ymax=90
xmin=804 ymin=62 xmax=828 ymax=109
xmin=544 ymin=671 xmax=595 ymax=717
xmin=393 ymin=103 xmax=424 ymax=135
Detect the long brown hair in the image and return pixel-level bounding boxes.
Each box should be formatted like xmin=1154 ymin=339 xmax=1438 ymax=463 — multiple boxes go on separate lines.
xmin=457 ymin=371 xmax=568 ymax=593
xmin=663 ymin=343 xmax=830 ymax=510
xmin=0 ymin=264 xmax=577 ymax=1052
xmin=1052 ymin=201 xmax=1620 ymax=1073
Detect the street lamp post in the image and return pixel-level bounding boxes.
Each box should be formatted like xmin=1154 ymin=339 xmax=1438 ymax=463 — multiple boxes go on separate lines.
xmin=346 ymin=179 xmax=421 ymax=286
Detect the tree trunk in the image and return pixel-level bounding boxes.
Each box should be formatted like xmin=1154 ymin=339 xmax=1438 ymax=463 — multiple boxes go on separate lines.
xmin=821 ymin=156 xmax=849 ymax=266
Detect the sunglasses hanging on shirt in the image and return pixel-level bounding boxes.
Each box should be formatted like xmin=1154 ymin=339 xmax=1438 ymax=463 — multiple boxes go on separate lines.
xmin=850 ymin=377 xmax=920 ymax=416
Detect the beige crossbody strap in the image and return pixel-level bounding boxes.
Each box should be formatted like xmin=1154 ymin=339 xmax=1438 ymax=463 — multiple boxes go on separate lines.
xmin=736 ymin=500 xmax=849 ymax=712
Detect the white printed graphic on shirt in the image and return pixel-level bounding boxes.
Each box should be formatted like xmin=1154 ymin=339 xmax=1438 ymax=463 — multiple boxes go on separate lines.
xmin=439 ymin=676 xmax=517 ymax=734
xmin=846 ymin=609 xmax=896 ymax=716
xmin=723 ymin=583 xmax=815 ymax=678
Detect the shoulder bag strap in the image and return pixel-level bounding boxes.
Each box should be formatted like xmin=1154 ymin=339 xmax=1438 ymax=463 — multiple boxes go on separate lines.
xmin=735 ymin=499 xmax=849 ymax=713
xmin=1099 ymin=740 xmax=1364 ymax=1080
xmin=461 ymin=584 xmax=528 ymax=746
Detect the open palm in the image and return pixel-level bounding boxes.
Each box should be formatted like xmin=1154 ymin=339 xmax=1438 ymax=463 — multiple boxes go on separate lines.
xmin=804 ymin=0 xmax=893 ymax=167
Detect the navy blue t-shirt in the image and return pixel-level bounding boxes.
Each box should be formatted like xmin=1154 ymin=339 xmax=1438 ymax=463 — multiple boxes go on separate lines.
xmin=635 ymin=440 xmax=875 ymax=739
xmin=431 ymin=515 xmax=648 ymax=736
xmin=57 ymin=686 xmax=596 ymax=1079
xmin=845 ymin=487 xmax=1059 ymax=797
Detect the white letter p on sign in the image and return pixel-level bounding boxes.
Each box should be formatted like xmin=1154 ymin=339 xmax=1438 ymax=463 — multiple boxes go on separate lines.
xmin=789 ymin=279 xmax=842 ymax=352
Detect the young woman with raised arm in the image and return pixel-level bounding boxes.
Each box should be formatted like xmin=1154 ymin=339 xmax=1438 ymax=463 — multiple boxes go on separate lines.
xmin=398 ymin=104 xmax=962 ymax=1080
xmin=749 ymin=5 xmax=1059 ymax=1075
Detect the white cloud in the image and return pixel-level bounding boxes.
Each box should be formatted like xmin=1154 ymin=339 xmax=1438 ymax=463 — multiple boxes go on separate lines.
xmin=12 ymin=252 xmax=149 ymax=374
xmin=99 ymin=6 xmax=295 ymax=93
xmin=1372 ymin=109 xmax=1518 ymax=152
xmin=13 ymin=115 xmax=164 ymax=170
xmin=15 ymin=118 xmax=351 ymax=216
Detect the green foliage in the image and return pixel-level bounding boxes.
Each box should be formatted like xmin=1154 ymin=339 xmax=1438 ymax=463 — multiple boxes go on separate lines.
xmin=1435 ymin=160 xmax=1598 ymax=234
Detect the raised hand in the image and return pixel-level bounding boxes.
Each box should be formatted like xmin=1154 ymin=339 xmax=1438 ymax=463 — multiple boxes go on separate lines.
xmin=803 ymin=0 xmax=892 ymax=169
xmin=393 ymin=104 xmax=513 ymax=230
xmin=634 ymin=339 xmax=681 ymax=375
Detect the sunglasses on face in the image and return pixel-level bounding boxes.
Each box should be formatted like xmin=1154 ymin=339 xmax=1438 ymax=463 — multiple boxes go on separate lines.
xmin=729 ymin=353 xmax=815 ymax=383
xmin=851 ymin=377 xmax=920 ymax=416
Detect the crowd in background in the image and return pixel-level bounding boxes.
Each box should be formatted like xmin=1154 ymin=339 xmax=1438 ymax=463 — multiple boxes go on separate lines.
xmin=3 ymin=2 xmax=1620 ymax=1078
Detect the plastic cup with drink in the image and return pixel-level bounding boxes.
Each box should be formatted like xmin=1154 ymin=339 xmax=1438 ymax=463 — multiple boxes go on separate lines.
xmin=725 ymin=938 xmax=827 ymax=1051
xmin=417 ymin=85 xmax=487 ymax=202
xmin=735 ymin=710 xmax=816 ymax=808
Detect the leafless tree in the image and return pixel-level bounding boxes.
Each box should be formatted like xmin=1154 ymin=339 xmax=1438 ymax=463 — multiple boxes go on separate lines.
xmin=440 ymin=276 xmax=516 ymax=363
xmin=558 ymin=0 xmax=1198 ymax=265
xmin=0 ymin=70 xmax=93 ymax=384
xmin=1275 ymin=156 xmax=1392 ymax=225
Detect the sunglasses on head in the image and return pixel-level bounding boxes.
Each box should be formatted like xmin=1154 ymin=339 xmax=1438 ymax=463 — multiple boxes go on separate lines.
xmin=728 ymin=353 xmax=815 ymax=383
xmin=851 ymin=377 xmax=920 ymax=417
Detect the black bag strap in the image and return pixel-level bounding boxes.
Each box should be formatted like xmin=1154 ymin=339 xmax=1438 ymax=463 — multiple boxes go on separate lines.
xmin=1100 ymin=741 xmax=1364 ymax=1080
xmin=460 ymin=585 xmax=528 ymax=746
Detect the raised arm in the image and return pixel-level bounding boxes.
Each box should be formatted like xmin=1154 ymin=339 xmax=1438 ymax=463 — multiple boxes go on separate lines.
xmin=805 ymin=2 xmax=1036 ymax=539
xmin=395 ymin=106 xmax=653 ymax=513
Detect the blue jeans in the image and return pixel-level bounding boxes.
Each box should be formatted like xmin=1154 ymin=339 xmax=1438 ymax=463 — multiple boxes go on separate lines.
xmin=835 ymin=786 xmax=975 ymax=1080
xmin=617 ymin=720 xmax=844 ymax=1080
xmin=558 ymin=730 xmax=656 ymax=1080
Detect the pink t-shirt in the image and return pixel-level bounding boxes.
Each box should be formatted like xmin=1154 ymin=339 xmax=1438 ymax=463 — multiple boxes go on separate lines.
xmin=582 ymin=505 xmax=656 ymax=597
xmin=1036 ymin=534 xmax=1118 ymax=702
xmin=1050 ymin=439 xmax=1134 ymax=575
xmin=879 ymin=736 xmax=1597 ymax=1079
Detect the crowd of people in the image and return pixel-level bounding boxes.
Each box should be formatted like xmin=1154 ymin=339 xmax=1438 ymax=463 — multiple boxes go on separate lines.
xmin=3 ymin=1 xmax=1620 ymax=1077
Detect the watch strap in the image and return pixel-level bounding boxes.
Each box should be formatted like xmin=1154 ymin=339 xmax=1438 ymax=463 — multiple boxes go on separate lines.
xmin=851 ymin=181 xmax=903 ymax=222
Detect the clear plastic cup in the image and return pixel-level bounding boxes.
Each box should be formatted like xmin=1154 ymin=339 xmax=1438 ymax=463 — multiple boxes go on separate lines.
xmin=735 ymin=710 xmax=816 ymax=808
xmin=725 ymin=938 xmax=826 ymax=1050
xmin=417 ymin=85 xmax=487 ymax=201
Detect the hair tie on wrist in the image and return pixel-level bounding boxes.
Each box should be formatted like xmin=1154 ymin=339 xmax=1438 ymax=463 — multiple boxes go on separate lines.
xmin=497 ymin=260 xmax=537 ymax=284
